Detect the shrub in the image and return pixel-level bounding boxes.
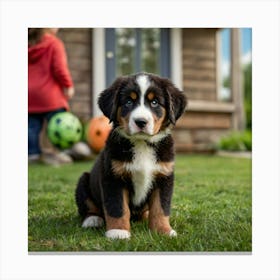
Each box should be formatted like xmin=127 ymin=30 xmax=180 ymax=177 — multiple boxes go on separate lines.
xmin=218 ymin=130 xmax=252 ymax=151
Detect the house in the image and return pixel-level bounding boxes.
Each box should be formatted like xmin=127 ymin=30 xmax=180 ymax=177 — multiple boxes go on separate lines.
xmin=58 ymin=28 xmax=244 ymax=152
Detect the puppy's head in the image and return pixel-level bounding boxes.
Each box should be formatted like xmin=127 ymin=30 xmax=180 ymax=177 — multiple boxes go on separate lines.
xmin=98 ymin=73 xmax=187 ymax=139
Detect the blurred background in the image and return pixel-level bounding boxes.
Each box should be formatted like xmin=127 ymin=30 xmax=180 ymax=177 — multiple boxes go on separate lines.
xmin=58 ymin=28 xmax=252 ymax=153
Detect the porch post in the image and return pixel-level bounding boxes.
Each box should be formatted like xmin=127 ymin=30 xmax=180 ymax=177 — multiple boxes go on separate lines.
xmin=231 ymin=28 xmax=245 ymax=130
xmin=92 ymin=28 xmax=105 ymax=117
xmin=170 ymin=29 xmax=183 ymax=89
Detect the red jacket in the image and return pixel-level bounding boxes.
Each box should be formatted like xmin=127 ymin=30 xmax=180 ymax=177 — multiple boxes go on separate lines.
xmin=28 ymin=33 xmax=73 ymax=113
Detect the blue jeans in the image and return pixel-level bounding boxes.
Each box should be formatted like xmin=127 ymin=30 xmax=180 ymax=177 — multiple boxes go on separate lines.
xmin=28 ymin=108 xmax=66 ymax=156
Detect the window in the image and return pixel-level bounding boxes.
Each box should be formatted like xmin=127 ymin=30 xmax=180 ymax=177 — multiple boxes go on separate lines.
xmin=141 ymin=29 xmax=160 ymax=74
xmin=115 ymin=28 xmax=136 ymax=76
xmin=218 ymin=28 xmax=231 ymax=101
xmin=105 ymin=28 xmax=170 ymax=86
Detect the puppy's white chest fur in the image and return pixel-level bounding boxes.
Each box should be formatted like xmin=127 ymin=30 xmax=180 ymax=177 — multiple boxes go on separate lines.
xmin=127 ymin=142 xmax=157 ymax=206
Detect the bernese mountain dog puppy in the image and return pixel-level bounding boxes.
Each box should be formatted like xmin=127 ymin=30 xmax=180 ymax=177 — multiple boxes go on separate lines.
xmin=75 ymin=72 xmax=187 ymax=239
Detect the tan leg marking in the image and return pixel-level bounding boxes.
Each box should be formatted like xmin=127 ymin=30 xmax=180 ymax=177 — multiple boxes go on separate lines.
xmin=85 ymin=199 xmax=100 ymax=215
xmin=140 ymin=204 xmax=149 ymax=221
xmin=104 ymin=189 xmax=131 ymax=232
xmin=148 ymin=188 xmax=172 ymax=234
xmin=142 ymin=210 xmax=149 ymax=221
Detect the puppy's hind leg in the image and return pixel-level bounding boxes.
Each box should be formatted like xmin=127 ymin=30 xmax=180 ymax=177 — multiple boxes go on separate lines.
xmin=75 ymin=172 xmax=104 ymax=228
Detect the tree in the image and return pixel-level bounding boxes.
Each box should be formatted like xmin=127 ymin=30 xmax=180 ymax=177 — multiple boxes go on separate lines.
xmin=243 ymin=62 xmax=252 ymax=130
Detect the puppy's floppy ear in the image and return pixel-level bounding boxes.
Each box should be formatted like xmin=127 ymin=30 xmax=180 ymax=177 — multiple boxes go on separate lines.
xmin=98 ymin=77 xmax=127 ymax=123
xmin=163 ymin=79 xmax=187 ymax=125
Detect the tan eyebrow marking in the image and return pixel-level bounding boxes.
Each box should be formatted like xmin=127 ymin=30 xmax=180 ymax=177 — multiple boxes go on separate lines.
xmin=147 ymin=92 xmax=155 ymax=101
xmin=130 ymin=92 xmax=137 ymax=100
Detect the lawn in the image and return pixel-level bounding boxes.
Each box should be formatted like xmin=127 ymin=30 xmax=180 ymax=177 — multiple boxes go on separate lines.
xmin=28 ymin=154 xmax=252 ymax=252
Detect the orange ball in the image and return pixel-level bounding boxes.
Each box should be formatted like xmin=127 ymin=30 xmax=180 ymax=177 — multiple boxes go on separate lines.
xmin=87 ymin=115 xmax=111 ymax=153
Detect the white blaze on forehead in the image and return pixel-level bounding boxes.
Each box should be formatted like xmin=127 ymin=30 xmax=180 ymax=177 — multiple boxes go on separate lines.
xmin=136 ymin=74 xmax=151 ymax=102
xmin=129 ymin=74 xmax=154 ymax=135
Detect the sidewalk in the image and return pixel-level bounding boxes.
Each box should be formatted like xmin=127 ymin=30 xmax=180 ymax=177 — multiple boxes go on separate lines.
xmin=216 ymin=151 xmax=252 ymax=158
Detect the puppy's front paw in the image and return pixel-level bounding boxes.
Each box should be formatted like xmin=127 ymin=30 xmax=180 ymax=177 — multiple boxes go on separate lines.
xmin=105 ymin=229 xmax=131 ymax=239
xmin=82 ymin=216 xmax=104 ymax=228
xmin=169 ymin=229 xmax=177 ymax=237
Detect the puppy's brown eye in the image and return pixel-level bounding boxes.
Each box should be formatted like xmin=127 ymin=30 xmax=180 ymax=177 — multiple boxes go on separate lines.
xmin=151 ymin=99 xmax=158 ymax=108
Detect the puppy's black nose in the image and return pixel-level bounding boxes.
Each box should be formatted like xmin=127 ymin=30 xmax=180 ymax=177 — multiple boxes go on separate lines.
xmin=134 ymin=118 xmax=148 ymax=129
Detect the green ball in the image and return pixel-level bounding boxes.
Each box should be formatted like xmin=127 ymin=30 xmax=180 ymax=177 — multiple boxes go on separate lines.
xmin=47 ymin=112 xmax=82 ymax=149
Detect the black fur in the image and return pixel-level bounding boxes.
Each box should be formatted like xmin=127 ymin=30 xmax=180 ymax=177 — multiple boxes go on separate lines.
xmin=75 ymin=72 xmax=187 ymax=235
xmin=75 ymin=172 xmax=92 ymax=218
xmin=149 ymin=74 xmax=187 ymax=125
xmin=98 ymin=76 xmax=134 ymax=124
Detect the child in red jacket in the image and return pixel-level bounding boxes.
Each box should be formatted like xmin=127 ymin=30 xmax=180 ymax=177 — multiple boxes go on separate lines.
xmin=28 ymin=28 xmax=75 ymax=164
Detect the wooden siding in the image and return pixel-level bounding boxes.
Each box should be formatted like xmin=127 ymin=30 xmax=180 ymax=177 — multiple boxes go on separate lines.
xmin=182 ymin=28 xmax=217 ymax=101
xmin=173 ymin=130 xmax=229 ymax=152
xmin=58 ymin=28 xmax=92 ymax=121
xmin=175 ymin=28 xmax=236 ymax=152
xmin=176 ymin=112 xmax=232 ymax=129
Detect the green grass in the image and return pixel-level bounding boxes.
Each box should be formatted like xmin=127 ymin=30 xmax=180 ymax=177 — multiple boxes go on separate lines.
xmin=28 ymin=154 xmax=252 ymax=252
